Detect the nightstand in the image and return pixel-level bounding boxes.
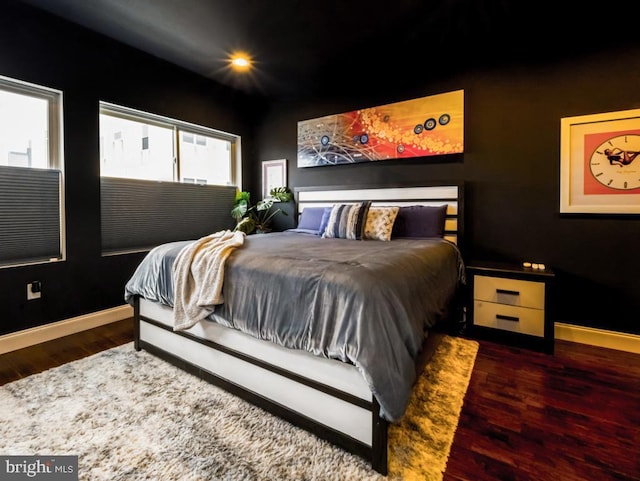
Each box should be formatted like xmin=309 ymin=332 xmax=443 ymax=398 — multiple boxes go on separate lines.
xmin=467 ymin=261 xmax=555 ymax=354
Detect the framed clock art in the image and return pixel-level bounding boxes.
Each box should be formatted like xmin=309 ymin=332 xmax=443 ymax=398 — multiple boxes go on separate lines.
xmin=560 ymin=108 xmax=640 ymax=214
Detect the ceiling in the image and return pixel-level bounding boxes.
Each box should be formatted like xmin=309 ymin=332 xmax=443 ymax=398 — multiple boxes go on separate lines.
xmin=18 ymin=0 xmax=640 ymax=100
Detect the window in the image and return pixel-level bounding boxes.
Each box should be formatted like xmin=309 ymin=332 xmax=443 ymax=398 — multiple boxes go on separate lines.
xmin=0 ymin=75 xmax=64 ymax=268
xmin=99 ymin=102 xmax=239 ymax=185
xmin=100 ymin=112 xmax=174 ymax=181
xmin=99 ymin=103 xmax=240 ymax=254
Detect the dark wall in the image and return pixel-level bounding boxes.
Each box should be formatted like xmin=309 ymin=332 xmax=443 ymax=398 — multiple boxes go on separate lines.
xmin=3 ymin=1 xmax=638 ymax=337
xmin=254 ymin=48 xmax=640 ymax=335
xmin=0 ymin=1 xmax=264 ymax=335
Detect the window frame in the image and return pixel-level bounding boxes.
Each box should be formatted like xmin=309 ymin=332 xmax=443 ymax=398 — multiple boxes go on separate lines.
xmin=0 ymin=75 xmax=64 ymax=170
xmin=0 ymin=75 xmax=65 ymax=269
xmin=99 ymin=102 xmax=242 ymax=187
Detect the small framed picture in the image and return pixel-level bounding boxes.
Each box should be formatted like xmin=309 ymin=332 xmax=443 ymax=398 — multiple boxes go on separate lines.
xmin=262 ymin=159 xmax=287 ymax=200
xmin=560 ymin=108 xmax=640 ymax=214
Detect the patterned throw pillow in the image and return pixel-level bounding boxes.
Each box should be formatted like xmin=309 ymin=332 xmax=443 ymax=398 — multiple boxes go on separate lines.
xmin=364 ymin=206 xmax=400 ymax=241
xmin=322 ymin=201 xmax=371 ymax=240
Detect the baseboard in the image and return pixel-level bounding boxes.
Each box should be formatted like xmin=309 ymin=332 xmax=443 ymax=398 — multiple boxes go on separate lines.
xmin=0 ymin=305 xmax=133 ymax=355
xmin=3 ymin=309 xmax=637 ymax=356
xmin=555 ymin=323 xmax=640 ymax=354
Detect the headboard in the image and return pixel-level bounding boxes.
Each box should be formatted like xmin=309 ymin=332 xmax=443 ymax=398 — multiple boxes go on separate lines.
xmin=295 ymin=183 xmax=463 ymax=246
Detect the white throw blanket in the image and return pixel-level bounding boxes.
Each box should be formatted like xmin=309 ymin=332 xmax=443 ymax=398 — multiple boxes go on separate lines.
xmin=172 ymin=229 xmax=246 ymax=331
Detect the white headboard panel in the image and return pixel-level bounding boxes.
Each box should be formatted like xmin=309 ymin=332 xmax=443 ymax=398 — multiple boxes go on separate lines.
xmin=296 ymin=184 xmax=463 ymax=245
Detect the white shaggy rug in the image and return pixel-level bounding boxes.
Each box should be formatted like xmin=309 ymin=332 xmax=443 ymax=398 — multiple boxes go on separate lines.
xmin=0 ymin=336 xmax=478 ymax=480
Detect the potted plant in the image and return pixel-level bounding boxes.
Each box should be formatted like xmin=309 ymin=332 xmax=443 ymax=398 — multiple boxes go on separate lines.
xmin=231 ymin=190 xmax=288 ymax=234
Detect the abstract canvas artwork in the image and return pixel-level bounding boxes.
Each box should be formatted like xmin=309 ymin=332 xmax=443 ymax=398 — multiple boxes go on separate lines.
xmin=297 ymin=90 xmax=464 ymax=167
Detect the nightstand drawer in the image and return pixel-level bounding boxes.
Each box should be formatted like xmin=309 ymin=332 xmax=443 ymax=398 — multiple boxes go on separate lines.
xmin=474 ymin=275 xmax=545 ymax=309
xmin=473 ymin=300 xmax=544 ymax=337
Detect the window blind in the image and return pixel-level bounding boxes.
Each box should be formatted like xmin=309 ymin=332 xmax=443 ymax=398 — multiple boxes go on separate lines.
xmin=0 ymin=166 xmax=62 ymax=266
xmin=101 ymin=177 xmax=237 ymax=254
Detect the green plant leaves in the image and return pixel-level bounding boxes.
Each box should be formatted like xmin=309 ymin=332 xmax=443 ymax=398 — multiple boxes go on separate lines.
xmin=232 ymin=190 xmax=288 ymax=234
xmin=234 ymin=216 xmax=255 ymax=234
xmin=269 ymin=186 xmax=293 ymax=202
xmin=231 ymin=199 xmax=249 ymax=221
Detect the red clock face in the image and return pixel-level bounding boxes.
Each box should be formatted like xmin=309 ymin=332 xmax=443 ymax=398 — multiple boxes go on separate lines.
xmin=584 ymin=131 xmax=640 ymax=194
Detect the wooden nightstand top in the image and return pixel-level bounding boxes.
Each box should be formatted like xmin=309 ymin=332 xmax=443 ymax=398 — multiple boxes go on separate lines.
xmin=467 ymin=260 xmax=555 ymax=280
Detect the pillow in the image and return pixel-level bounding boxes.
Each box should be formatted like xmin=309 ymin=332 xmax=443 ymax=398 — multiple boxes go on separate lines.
xmin=392 ymin=204 xmax=447 ymax=238
xmin=318 ymin=207 xmax=332 ymax=236
xmin=364 ymin=206 xmax=399 ymax=241
xmin=296 ymin=207 xmax=326 ymax=233
xmin=285 ymin=228 xmax=322 ymax=235
xmin=322 ymin=201 xmax=371 ymax=240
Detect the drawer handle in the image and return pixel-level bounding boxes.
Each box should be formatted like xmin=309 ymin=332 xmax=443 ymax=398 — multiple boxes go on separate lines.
xmin=496 ymin=288 xmax=520 ymax=296
xmin=496 ymin=314 xmax=520 ymax=322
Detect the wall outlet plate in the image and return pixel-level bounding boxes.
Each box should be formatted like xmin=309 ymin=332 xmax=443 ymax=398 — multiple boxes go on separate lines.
xmin=27 ymin=282 xmax=41 ymax=300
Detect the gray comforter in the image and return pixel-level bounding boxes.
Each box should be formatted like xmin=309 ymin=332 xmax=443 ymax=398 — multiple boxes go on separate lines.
xmin=124 ymin=232 xmax=465 ymax=422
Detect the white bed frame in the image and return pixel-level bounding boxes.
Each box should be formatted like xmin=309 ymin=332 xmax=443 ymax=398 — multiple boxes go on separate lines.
xmin=133 ymin=183 xmax=464 ymax=474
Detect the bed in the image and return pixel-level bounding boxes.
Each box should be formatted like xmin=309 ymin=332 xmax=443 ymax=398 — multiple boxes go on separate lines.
xmin=125 ymin=183 xmax=465 ymax=475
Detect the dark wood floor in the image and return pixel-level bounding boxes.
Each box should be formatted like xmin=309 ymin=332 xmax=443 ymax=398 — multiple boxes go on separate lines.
xmin=1 ymin=320 xmax=638 ymax=480
xmin=446 ymin=338 xmax=640 ymax=481
xmin=0 ymin=319 xmax=134 ymax=385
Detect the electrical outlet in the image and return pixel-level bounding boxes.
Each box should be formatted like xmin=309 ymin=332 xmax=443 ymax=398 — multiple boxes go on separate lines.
xmin=27 ymin=281 xmax=41 ymax=300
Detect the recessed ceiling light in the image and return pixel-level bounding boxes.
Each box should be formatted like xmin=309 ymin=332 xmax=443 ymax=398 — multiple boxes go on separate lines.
xmin=230 ymin=53 xmax=252 ymax=72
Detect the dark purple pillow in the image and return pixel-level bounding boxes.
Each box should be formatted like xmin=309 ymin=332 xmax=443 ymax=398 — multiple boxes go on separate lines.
xmin=392 ymin=204 xmax=447 ymax=238
xmin=297 ymin=207 xmax=326 ymax=232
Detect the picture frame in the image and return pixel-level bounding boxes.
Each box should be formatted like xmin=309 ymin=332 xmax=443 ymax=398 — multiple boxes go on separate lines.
xmin=262 ymin=159 xmax=287 ymax=200
xmin=560 ymin=108 xmax=640 ymax=214
xmin=297 ymin=90 xmax=464 ymax=167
